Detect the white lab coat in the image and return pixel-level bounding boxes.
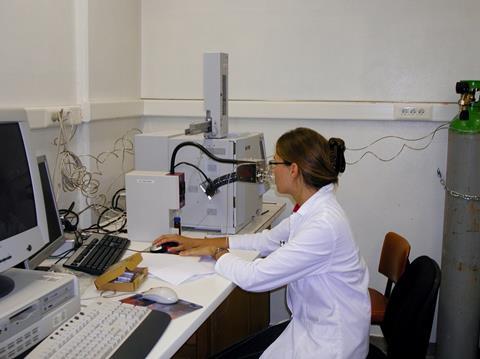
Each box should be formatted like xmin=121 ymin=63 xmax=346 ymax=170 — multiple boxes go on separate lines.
xmin=215 ymin=184 xmax=370 ymax=359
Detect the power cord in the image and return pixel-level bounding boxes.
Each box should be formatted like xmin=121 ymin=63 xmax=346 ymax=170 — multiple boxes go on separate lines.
xmin=59 ymin=202 xmax=79 ymax=232
xmin=111 ymin=188 xmax=126 ymax=211
xmin=52 ymin=109 xmax=141 ymax=216
xmin=346 ymin=122 xmax=449 ymax=165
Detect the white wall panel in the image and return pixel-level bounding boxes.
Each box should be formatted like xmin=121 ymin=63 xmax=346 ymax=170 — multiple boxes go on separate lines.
xmin=89 ymin=0 xmax=141 ymax=101
xmin=0 ymin=0 xmax=77 ymax=107
xmin=142 ymin=0 xmax=479 ymax=103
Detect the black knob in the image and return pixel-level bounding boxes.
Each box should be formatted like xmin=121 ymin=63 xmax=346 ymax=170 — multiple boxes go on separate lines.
xmin=456 ymin=81 xmax=469 ymax=94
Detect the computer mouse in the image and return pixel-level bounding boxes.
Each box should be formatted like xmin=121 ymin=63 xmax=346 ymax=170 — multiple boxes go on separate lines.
xmin=149 ymin=241 xmax=179 ymax=254
xmin=142 ymin=287 xmax=179 ymax=304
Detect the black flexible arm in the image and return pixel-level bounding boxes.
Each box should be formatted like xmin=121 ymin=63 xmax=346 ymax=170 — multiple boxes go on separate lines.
xmin=210 ymin=172 xmax=238 ymax=191
xmin=169 ymin=141 xmax=254 ymax=174
xmin=174 ymin=161 xmax=210 ymax=183
xmin=200 ymin=172 xmax=238 ymax=198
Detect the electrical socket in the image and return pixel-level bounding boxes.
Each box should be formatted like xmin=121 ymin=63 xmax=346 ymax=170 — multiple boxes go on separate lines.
xmin=393 ymin=104 xmax=433 ymax=121
xmin=49 ymin=107 xmax=81 ymax=125
xmin=51 ymin=110 xmax=70 ymax=122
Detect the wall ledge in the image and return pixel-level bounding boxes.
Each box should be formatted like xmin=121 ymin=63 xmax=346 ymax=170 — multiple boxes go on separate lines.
xmin=143 ymin=99 xmax=457 ymax=122
xmin=21 ymin=100 xmax=143 ymax=129
xmin=18 ymin=99 xmax=459 ymax=129
xmin=89 ymin=100 xmax=144 ymax=121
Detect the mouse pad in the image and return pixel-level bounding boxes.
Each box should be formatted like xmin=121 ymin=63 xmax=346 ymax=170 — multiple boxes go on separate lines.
xmin=121 ymin=294 xmax=202 ymax=319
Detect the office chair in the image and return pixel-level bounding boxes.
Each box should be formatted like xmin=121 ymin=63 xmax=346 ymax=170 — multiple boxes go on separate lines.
xmin=367 ymin=255 xmax=441 ymax=359
xmin=369 ymin=232 xmax=411 ymax=324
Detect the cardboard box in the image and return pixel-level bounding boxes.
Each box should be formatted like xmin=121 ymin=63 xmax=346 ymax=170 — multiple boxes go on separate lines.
xmin=94 ymin=253 xmax=148 ymax=292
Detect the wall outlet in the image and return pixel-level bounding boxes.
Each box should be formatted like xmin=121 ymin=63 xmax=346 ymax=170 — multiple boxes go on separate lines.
xmin=393 ymin=104 xmax=433 ymax=121
xmin=26 ymin=106 xmax=82 ymax=129
xmin=50 ymin=107 xmax=82 ymax=124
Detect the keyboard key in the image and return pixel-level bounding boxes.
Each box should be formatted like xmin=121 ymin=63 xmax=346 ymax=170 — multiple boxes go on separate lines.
xmin=63 ymin=234 xmax=130 ymax=275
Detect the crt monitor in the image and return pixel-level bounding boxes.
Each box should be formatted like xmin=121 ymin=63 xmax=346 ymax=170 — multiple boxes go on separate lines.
xmin=19 ymin=155 xmax=65 ymax=269
xmin=0 ymin=109 xmax=48 ymax=298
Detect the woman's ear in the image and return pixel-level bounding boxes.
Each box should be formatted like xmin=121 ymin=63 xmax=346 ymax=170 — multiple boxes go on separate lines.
xmin=290 ymin=162 xmax=300 ymax=178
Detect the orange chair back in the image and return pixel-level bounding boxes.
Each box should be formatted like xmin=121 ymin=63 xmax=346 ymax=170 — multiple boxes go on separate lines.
xmin=378 ymin=232 xmax=411 ymax=287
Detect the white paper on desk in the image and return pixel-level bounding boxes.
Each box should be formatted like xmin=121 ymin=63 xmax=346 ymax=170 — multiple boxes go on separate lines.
xmin=141 ymin=253 xmax=216 ymax=285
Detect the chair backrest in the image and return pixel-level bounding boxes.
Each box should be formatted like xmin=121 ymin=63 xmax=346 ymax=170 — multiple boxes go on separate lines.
xmin=381 ymin=255 xmax=441 ymax=359
xmin=378 ymin=232 xmax=411 ymax=296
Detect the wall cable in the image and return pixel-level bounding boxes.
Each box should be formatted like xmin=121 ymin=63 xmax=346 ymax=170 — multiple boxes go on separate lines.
xmin=346 ymin=122 xmax=450 ymax=165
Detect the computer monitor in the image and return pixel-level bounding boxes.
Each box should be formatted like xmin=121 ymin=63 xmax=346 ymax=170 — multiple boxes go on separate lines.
xmin=19 ymin=155 xmax=65 ymax=269
xmin=0 ymin=109 xmax=48 ymax=298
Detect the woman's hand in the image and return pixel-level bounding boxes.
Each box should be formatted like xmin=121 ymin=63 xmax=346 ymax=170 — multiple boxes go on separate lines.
xmin=179 ymin=245 xmax=218 ymax=257
xmin=152 ymin=234 xmax=205 ymax=254
xmin=152 ymin=234 xmax=229 ymax=259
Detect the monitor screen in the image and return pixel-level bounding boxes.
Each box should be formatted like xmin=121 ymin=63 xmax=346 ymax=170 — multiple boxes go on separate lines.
xmin=0 ymin=123 xmax=37 ymax=241
xmin=0 ymin=110 xmax=48 ymax=297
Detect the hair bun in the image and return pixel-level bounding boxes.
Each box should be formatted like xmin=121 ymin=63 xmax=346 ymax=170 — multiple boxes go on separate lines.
xmin=328 ymin=138 xmax=346 ymax=174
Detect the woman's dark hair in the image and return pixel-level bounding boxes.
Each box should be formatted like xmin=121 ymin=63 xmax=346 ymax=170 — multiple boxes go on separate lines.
xmin=276 ymin=127 xmax=346 ymax=189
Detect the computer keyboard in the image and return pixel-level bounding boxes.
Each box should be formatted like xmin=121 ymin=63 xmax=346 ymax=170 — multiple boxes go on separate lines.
xmin=26 ymin=300 xmax=171 ymax=359
xmin=63 ymin=234 xmax=130 ymax=275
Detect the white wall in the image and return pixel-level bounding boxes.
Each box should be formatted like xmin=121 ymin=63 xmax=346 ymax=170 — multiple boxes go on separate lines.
xmin=0 ymin=0 xmax=142 ymax=215
xmin=84 ymin=0 xmax=142 ymax=223
xmin=89 ymin=0 xmax=141 ymax=101
xmin=141 ymin=0 xmax=479 ymax=102
xmin=0 ymin=0 xmax=77 ymax=107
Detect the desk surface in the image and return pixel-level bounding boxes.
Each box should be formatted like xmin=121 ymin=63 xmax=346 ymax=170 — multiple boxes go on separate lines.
xmin=80 ymin=202 xmax=285 ymax=359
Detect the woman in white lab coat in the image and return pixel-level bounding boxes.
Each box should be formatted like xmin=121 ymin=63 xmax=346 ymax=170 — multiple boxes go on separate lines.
xmin=153 ymin=127 xmax=371 ymax=359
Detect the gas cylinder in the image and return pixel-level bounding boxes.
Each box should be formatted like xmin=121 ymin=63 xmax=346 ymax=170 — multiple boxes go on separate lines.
xmin=437 ymin=80 xmax=480 ymax=359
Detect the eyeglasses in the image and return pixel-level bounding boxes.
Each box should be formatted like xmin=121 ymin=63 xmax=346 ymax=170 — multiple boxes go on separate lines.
xmin=268 ymin=160 xmax=292 ymax=167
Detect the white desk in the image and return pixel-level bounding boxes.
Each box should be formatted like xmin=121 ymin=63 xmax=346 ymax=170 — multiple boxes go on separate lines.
xmin=80 ymin=202 xmax=285 ymax=359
